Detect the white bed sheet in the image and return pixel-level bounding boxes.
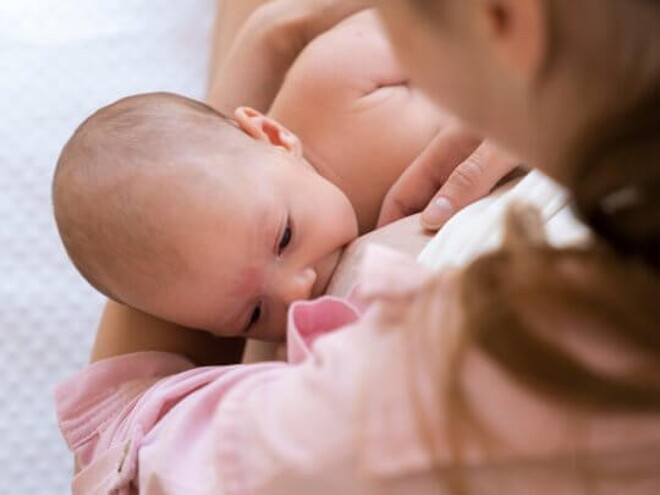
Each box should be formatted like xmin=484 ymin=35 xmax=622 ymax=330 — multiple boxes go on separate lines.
xmin=0 ymin=1 xmax=214 ymax=492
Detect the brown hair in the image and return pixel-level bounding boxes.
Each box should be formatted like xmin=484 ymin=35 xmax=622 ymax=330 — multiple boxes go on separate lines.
xmin=394 ymin=0 xmax=660 ymax=491
xmin=398 ymin=207 xmax=660 ymax=493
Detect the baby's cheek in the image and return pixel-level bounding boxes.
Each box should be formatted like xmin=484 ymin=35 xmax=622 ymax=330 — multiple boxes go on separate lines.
xmin=230 ymin=265 xmax=262 ymax=299
xmin=326 ymin=210 xmax=357 ymax=249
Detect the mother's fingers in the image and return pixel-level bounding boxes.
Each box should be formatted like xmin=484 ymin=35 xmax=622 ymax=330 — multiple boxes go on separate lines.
xmin=377 ymin=127 xmax=482 ymax=227
xmin=420 ymin=142 xmax=521 ymax=230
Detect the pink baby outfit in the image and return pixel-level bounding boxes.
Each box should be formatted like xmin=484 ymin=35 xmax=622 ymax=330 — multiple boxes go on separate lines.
xmin=56 ymin=247 xmax=660 ymax=495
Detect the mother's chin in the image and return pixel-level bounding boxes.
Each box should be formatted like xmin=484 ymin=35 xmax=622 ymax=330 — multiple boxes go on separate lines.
xmin=325 ymin=213 xmax=434 ymax=298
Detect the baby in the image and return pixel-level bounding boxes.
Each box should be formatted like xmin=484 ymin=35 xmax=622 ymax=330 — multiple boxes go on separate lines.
xmin=53 ymin=11 xmax=445 ymax=341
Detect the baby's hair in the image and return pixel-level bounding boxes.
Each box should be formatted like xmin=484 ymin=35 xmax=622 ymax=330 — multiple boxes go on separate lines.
xmin=52 ymin=92 xmax=240 ymax=302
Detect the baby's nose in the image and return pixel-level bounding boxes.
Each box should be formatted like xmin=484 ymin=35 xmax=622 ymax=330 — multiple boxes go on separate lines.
xmin=280 ymin=267 xmax=317 ymax=305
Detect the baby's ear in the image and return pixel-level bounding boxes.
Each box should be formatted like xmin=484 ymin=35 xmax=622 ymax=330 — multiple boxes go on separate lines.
xmin=234 ymin=107 xmax=303 ymax=158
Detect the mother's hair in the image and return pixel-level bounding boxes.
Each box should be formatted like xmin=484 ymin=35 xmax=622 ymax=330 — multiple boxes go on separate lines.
xmin=390 ymin=0 xmax=660 ymax=465
xmin=572 ymin=86 xmax=660 ymax=270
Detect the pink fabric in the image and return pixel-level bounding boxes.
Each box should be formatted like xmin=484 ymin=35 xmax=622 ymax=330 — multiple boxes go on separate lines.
xmin=286 ymin=296 xmax=360 ymax=364
xmin=55 ymin=246 xmax=660 ymax=495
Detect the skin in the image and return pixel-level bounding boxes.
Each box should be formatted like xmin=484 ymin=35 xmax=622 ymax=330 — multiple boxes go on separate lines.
xmin=209 ymin=1 xmax=522 ymax=235
xmin=114 ymin=116 xmax=358 ymax=341
xmin=163 ymin=4 xmax=546 ymax=343
xmin=209 ymin=0 xmax=374 ymax=115
xmin=243 ymin=212 xmax=433 ymax=363
xmin=115 ymin=43 xmax=444 ymax=338
xmin=105 ymin=12 xmax=448 ymax=341
xmin=209 ymin=0 xmax=274 ymax=87
xmin=89 ymin=0 xmax=536 ymax=364
xmin=376 ymin=0 xmax=593 ymax=186
xmin=92 ymin=0 xmax=378 ymax=365
xmin=92 ymin=213 xmax=430 ymax=364
xmin=269 ymin=10 xmax=447 ymax=232
xmin=326 ymin=213 xmax=433 ymax=298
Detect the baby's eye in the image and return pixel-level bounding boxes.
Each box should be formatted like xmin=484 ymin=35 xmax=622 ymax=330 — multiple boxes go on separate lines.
xmin=278 ymin=220 xmax=292 ymax=254
xmin=245 ymin=304 xmax=261 ymax=332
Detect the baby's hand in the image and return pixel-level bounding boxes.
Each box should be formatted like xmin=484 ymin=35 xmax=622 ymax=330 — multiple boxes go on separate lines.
xmin=378 ymin=127 xmax=525 ymax=230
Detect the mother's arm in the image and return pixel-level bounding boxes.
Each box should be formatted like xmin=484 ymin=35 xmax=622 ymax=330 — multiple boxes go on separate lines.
xmin=208 ymin=0 xmax=372 ymax=114
xmin=209 ymin=0 xmax=274 ymax=84
xmin=91 ymin=301 xmax=245 ymax=365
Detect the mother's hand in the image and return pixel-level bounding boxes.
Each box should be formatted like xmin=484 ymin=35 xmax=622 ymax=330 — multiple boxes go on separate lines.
xmin=377 ymin=126 xmax=524 ymax=231
xmin=326 ymin=213 xmax=433 ymax=298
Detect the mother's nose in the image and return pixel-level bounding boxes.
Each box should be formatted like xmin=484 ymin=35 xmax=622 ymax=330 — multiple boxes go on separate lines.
xmin=276 ymin=267 xmax=317 ymax=305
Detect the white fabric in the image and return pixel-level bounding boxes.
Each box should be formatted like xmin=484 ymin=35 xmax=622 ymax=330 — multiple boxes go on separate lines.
xmin=418 ymin=171 xmax=592 ymax=271
xmin=0 ymin=1 xmax=214 ymax=493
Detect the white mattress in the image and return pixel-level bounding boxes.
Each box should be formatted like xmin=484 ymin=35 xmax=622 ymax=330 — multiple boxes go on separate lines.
xmin=0 ymin=1 xmax=215 ymax=492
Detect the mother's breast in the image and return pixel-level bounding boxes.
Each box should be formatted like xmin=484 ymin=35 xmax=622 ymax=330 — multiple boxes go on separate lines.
xmin=326 ymin=214 xmax=433 ymax=298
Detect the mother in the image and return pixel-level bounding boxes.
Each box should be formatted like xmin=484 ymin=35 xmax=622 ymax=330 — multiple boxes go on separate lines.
xmin=56 ymin=0 xmax=660 ymax=493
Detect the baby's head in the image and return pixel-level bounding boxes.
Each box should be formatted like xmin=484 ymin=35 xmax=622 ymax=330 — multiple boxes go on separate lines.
xmin=53 ymin=92 xmax=358 ymax=340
